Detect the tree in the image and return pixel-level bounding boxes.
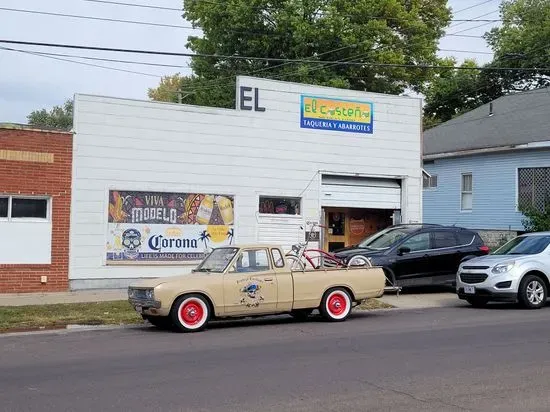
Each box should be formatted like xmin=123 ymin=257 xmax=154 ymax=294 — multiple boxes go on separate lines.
xmin=422 ymin=58 xmax=503 ymax=129
xmin=519 ymin=202 xmax=550 ymax=232
xmin=27 ymin=99 xmax=73 ymax=131
xmin=484 ymin=0 xmax=550 ymax=91
xmin=149 ymin=0 xmax=452 ymax=107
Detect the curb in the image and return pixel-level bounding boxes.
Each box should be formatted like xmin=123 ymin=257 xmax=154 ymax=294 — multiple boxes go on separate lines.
xmin=0 ymin=323 xmax=145 ymax=338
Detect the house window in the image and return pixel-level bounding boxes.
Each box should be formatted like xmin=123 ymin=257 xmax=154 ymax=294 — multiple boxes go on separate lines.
xmin=461 ymin=173 xmax=473 ymax=211
xmin=423 ymin=175 xmax=438 ymax=189
xmin=259 ymin=196 xmax=301 ymax=215
xmin=0 ymin=196 xmax=50 ymax=220
xmin=518 ymin=167 xmax=550 ymax=211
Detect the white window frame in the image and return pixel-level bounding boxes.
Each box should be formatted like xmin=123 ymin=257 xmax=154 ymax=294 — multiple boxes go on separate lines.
xmin=460 ymin=173 xmax=473 ymax=212
xmin=0 ymin=195 xmax=51 ymax=222
xmin=258 ymin=195 xmax=302 ymax=217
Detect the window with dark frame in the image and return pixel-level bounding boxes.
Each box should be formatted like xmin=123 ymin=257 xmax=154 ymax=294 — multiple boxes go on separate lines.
xmin=518 ymin=167 xmax=550 ymax=212
xmin=259 ymin=196 xmax=301 ymax=215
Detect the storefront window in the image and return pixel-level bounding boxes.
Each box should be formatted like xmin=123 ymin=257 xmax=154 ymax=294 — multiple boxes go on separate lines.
xmin=0 ymin=198 xmax=7 ymax=218
xmin=259 ymin=196 xmax=301 ymax=215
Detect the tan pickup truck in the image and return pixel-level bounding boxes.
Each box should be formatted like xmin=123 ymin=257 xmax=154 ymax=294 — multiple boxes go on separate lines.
xmin=128 ymin=244 xmax=386 ymax=333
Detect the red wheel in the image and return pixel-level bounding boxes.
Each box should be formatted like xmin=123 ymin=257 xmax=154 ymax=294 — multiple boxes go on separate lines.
xmin=320 ymin=288 xmax=352 ymax=322
xmin=171 ymin=294 xmax=210 ymax=332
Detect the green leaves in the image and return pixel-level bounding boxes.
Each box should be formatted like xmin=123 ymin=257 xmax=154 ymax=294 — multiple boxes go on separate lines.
xmin=149 ymin=0 xmax=452 ymax=107
xmin=27 ymin=99 xmax=73 ymax=131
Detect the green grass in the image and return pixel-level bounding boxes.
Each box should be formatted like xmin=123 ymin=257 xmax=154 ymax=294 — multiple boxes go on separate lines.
xmin=0 ymin=301 xmax=142 ymax=332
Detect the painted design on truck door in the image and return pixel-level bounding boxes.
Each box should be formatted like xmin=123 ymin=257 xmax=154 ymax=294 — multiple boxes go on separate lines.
xmin=237 ymin=278 xmax=265 ymax=307
xmin=223 ymin=248 xmax=278 ymax=315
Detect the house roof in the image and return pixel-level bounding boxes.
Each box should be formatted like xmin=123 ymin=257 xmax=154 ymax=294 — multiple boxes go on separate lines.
xmin=423 ymin=87 xmax=550 ymax=157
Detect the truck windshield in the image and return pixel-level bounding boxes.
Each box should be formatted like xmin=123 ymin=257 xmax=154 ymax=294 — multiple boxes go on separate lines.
xmin=492 ymin=236 xmax=550 ymax=256
xmin=194 ymin=248 xmax=238 ymax=273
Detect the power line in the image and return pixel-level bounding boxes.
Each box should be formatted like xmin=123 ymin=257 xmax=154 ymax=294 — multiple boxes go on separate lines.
xmin=448 ymin=10 xmax=499 ymax=29
xmin=448 ymin=20 xmax=499 ymax=36
xmin=5 ymin=49 xmax=193 ymax=69
xmin=0 ymin=7 xmax=198 ymax=30
xmin=452 ymin=0 xmax=497 ymax=15
xmin=4 ymin=40 xmax=547 ymax=72
xmin=0 ymin=46 xmax=161 ymax=77
xmin=81 ymin=0 xmax=182 ymax=11
xmin=0 ymin=5 xmax=499 ymax=38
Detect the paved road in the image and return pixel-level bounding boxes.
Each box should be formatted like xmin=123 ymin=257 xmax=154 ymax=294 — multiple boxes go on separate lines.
xmin=2 ymin=306 xmax=550 ymax=412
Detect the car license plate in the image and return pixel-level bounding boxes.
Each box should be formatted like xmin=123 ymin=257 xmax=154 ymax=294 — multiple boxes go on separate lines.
xmin=464 ymin=285 xmax=475 ymax=294
xmin=135 ymin=306 xmax=143 ymax=313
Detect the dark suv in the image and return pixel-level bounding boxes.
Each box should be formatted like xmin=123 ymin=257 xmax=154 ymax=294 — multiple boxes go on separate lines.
xmin=333 ymin=224 xmax=489 ymax=288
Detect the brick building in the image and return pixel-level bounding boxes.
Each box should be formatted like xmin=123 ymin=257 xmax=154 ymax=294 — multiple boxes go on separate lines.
xmin=0 ymin=124 xmax=72 ymax=293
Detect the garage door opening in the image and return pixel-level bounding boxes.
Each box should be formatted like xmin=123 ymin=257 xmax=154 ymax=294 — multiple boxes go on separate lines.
xmin=323 ymin=207 xmax=394 ymax=252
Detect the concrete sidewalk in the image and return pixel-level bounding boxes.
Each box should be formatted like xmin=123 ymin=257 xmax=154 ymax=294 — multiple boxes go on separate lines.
xmin=0 ymin=289 xmax=127 ymax=306
xmin=0 ymin=288 xmax=463 ymax=309
xmin=378 ymin=292 xmax=465 ymax=309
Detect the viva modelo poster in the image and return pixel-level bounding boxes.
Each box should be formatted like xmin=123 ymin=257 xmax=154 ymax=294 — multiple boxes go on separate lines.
xmin=106 ymin=190 xmax=234 ymax=263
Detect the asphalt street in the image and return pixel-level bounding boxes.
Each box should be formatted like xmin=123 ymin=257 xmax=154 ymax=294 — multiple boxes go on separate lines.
xmin=2 ymin=305 xmax=550 ymax=412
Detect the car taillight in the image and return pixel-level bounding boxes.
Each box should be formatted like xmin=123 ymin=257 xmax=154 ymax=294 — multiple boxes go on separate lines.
xmin=479 ymin=245 xmax=490 ymax=253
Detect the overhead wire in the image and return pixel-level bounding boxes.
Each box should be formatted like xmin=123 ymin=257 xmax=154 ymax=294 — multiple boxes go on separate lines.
xmin=0 ymin=46 xmax=162 ymax=78
xmin=0 ymin=6 xmax=496 ymax=39
xmin=1 ymin=40 xmax=543 ymax=72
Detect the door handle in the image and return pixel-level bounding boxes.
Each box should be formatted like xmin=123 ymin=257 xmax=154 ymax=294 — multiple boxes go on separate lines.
xmin=264 ymin=277 xmax=274 ymax=282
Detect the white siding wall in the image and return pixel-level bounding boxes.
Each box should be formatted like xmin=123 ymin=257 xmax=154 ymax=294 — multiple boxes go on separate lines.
xmin=70 ymin=76 xmax=422 ymax=287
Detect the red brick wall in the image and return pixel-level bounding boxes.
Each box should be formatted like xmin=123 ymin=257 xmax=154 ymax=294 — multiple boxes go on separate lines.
xmin=0 ymin=127 xmax=72 ymax=293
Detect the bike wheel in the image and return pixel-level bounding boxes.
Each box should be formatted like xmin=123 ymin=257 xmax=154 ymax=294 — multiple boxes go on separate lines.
xmin=286 ymin=255 xmax=305 ymax=271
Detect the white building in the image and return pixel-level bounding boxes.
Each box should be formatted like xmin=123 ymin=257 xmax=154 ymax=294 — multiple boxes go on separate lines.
xmin=70 ymin=76 xmax=423 ymax=289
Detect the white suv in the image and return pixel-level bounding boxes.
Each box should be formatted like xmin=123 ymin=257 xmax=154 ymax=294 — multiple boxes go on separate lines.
xmin=456 ymin=232 xmax=550 ymax=309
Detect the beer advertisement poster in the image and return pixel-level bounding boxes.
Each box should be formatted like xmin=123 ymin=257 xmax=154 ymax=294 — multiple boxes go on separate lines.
xmin=106 ymin=190 xmax=234 ymax=263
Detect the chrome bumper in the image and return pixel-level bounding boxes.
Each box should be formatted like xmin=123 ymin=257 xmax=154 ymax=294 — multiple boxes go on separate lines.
xmin=128 ymin=297 xmax=161 ymax=309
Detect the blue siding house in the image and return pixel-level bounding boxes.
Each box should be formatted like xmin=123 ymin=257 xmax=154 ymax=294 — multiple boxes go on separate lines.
xmin=422 ymin=88 xmax=550 ymax=247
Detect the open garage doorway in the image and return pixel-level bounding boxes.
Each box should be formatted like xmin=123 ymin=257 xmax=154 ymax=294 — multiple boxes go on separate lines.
xmin=323 ymin=208 xmax=394 ymax=252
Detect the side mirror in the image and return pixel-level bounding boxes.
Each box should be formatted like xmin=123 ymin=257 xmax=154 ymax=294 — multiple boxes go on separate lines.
xmin=397 ymin=246 xmax=411 ymax=256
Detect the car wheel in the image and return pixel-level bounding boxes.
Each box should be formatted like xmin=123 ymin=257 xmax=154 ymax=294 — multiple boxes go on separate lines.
xmin=143 ymin=315 xmax=173 ymax=330
xmin=290 ymin=309 xmax=313 ymax=321
xmin=518 ymin=274 xmax=548 ymax=309
xmin=170 ymin=294 xmax=211 ymax=332
xmin=466 ymin=297 xmax=489 ymax=308
xmin=320 ymin=288 xmax=352 ymax=322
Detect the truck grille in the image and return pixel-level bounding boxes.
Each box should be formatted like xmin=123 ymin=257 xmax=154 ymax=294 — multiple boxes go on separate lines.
xmin=460 ymin=273 xmax=488 ymax=284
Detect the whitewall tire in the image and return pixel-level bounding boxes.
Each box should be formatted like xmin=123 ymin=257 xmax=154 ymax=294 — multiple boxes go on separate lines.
xmin=171 ymin=294 xmax=210 ymax=333
xmin=320 ymin=288 xmax=352 ymax=322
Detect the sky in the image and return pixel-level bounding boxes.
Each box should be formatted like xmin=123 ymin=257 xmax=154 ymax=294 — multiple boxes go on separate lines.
xmin=0 ymin=0 xmax=501 ymax=123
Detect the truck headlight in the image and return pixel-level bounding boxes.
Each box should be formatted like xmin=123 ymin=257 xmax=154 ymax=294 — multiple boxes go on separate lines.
xmin=144 ymin=289 xmax=155 ymax=300
xmin=492 ymin=261 xmax=515 ymax=274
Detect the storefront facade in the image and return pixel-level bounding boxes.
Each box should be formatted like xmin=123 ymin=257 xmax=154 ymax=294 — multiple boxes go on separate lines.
xmin=70 ymin=76 xmax=423 ymax=289
xmin=0 ymin=124 xmax=72 ymax=293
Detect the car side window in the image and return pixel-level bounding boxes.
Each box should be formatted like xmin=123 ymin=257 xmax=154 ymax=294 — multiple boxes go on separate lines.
xmin=235 ymin=249 xmax=271 ymax=273
xmin=271 ymin=248 xmax=285 ymax=268
xmin=433 ymin=231 xmax=458 ymax=249
xmin=457 ymin=232 xmax=475 ymax=245
xmin=400 ymin=233 xmax=431 ymax=252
